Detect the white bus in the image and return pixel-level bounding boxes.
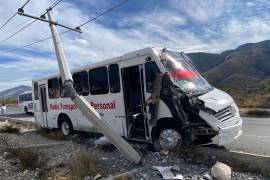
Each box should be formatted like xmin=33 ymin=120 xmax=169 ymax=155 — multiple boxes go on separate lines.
xmin=32 ymin=47 xmax=242 ymax=150
xmin=18 ymin=91 xmax=34 ymax=114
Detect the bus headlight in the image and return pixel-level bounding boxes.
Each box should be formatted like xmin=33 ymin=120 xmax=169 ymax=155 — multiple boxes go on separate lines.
xmin=231 ymin=103 xmax=238 ymax=117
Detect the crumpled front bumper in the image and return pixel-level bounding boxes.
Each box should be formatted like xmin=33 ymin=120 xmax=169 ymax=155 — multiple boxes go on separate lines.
xmin=199 ymin=110 xmax=243 ymax=146
xmin=218 ymin=117 xmax=242 ymax=146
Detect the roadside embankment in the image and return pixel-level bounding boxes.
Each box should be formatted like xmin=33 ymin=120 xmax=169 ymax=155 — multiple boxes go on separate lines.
xmin=0 ymin=117 xmax=268 ymax=179
xmin=240 ymin=108 xmax=270 ymax=117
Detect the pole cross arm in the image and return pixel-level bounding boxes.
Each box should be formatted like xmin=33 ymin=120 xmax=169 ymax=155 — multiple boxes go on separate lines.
xmin=18 ymin=11 xmax=82 ymax=33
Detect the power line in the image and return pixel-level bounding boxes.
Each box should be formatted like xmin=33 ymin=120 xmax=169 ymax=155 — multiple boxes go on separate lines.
xmin=0 ymin=0 xmax=31 ymax=31
xmin=20 ymin=0 xmax=31 ymax=9
xmin=0 ymin=20 xmax=31 ymax=38
xmin=77 ymin=0 xmax=129 ymax=28
xmin=0 ymin=0 xmax=63 ymax=45
xmin=51 ymin=0 xmax=63 ymax=9
xmin=1 ymin=31 xmax=68 ymax=54
xmin=0 ymin=20 xmax=37 ymax=44
xmin=0 ymin=0 xmax=130 ymax=55
xmin=0 ymin=13 xmax=17 ymax=31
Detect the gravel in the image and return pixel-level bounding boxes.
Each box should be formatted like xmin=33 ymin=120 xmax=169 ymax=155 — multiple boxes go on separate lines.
xmin=0 ymin=119 xmax=266 ymax=179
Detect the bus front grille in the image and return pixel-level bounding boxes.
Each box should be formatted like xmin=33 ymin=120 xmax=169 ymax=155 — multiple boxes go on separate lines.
xmin=214 ymin=106 xmax=234 ymax=122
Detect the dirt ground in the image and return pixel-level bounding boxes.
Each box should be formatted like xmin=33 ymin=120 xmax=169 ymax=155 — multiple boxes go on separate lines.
xmin=0 ymin=118 xmax=267 ymax=180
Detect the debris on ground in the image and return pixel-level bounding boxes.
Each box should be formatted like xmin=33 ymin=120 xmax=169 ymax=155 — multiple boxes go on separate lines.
xmin=94 ymin=136 xmax=111 ymax=147
xmin=152 ymin=166 xmax=183 ymax=179
xmin=0 ymin=120 xmax=20 ymax=133
xmin=93 ymin=173 xmax=102 ymax=180
xmin=211 ymin=162 xmax=232 ymax=180
xmin=0 ymin=118 xmax=266 ymax=179
xmin=103 ymin=169 xmax=138 ymax=180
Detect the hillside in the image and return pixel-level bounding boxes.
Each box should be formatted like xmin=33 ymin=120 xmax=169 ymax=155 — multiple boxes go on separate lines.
xmin=188 ymin=40 xmax=270 ymax=108
xmin=187 ymin=52 xmax=226 ymax=73
xmin=188 ymin=40 xmax=270 ymax=88
xmin=0 ymin=85 xmax=32 ymax=100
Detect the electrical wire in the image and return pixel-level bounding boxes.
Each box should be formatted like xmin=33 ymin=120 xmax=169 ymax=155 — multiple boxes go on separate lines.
xmin=0 ymin=20 xmax=37 ymax=44
xmin=0 ymin=0 xmax=31 ymax=31
xmin=20 ymin=0 xmax=31 ymax=9
xmin=0 ymin=0 xmax=130 ymax=55
xmin=77 ymin=0 xmax=129 ymax=28
xmin=0 ymin=13 xmax=18 ymax=31
xmin=0 ymin=0 xmax=63 ymax=45
xmin=0 ymin=20 xmax=31 ymax=38
xmin=51 ymin=0 xmax=63 ymax=9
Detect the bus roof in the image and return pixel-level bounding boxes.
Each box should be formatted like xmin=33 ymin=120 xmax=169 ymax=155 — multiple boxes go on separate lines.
xmin=18 ymin=91 xmax=32 ymax=95
xmin=33 ymin=47 xmax=161 ymax=82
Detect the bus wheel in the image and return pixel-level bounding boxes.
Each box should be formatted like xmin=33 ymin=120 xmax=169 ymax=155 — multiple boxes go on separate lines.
xmin=153 ymin=128 xmax=182 ymax=152
xmin=24 ymin=106 xmax=28 ymax=114
xmin=59 ymin=116 xmax=73 ymax=136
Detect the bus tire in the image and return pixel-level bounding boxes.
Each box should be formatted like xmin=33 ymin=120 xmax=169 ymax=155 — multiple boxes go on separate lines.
xmin=58 ymin=115 xmax=74 ymax=136
xmin=152 ymin=126 xmax=182 ymax=152
xmin=24 ymin=106 xmax=28 ymax=114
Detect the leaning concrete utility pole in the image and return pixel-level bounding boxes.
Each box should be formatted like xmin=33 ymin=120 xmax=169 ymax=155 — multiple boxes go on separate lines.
xmin=18 ymin=8 xmax=141 ymax=164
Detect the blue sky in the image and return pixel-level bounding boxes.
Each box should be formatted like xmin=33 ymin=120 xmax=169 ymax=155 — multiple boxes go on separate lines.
xmin=0 ymin=0 xmax=270 ymax=91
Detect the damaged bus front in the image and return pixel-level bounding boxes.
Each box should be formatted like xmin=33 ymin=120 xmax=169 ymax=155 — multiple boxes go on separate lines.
xmin=150 ymin=48 xmax=242 ymax=150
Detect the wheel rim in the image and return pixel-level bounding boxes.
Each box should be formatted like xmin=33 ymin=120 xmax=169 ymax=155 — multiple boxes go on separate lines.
xmin=159 ymin=129 xmax=182 ymax=150
xmin=61 ymin=122 xmax=70 ymax=135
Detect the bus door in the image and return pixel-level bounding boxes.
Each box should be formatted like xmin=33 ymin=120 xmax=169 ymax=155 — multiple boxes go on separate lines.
xmin=122 ymin=64 xmax=150 ymax=141
xmin=39 ymin=85 xmax=49 ymax=128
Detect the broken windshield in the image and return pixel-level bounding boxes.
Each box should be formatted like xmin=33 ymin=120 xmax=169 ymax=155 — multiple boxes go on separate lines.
xmin=160 ymin=50 xmax=213 ymax=96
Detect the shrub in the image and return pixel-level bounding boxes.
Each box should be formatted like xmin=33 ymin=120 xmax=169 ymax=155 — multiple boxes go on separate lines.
xmin=0 ymin=123 xmax=20 ymax=133
xmin=70 ymin=151 xmax=100 ymax=179
xmin=39 ymin=129 xmax=66 ymax=140
xmin=7 ymin=148 xmax=45 ymax=169
xmin=247 ymin=110 xmax=270 ymax=116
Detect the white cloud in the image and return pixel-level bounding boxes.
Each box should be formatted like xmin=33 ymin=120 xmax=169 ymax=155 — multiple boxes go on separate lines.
xmin=0 ymin=0 xmax=270 ymax=91
xmin=169 ymin=0 xmax=229 ymax=23
xmin=203 ymin=18 xmax=270 ymax=52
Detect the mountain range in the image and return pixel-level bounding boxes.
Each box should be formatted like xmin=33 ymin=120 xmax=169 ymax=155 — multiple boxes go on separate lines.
xmin=0 ymin=85 xmax=32 ymax=100
xmin=188 ymin=40 xmax=270 ymax=88
xmin=0 ymin=40 xmax=269 ymax=101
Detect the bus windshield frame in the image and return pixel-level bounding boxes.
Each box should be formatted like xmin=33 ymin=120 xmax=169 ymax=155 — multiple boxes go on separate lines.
xmin=160 ymin=50 xmax=213 ymax=97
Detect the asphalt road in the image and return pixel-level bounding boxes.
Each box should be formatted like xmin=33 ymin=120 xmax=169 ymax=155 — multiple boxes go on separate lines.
xmin=3 ymin=106 xmax=35 ymax=122
xmin=223 ymin=117 xmax=270 ymax=156
xmin=2 ymin=107 xmax=270 ymax=156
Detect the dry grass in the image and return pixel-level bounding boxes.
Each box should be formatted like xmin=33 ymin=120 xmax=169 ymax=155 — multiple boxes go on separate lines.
xmin=224 ymin=87 xmax=270 ymax=109
xmin=38 ymin=129 xmax=66 ymax=141
xmin=70 ymin=151 xmax=103 ymax=180
xmin=0 ymin=124 xmax=20 ymax=134
xmin=115 ymin=175 xmax=132 ymax=180
xmin=246 ymin=110 xmax=270 ymax=116
xmin=0 ymin=136 xmax=48 ymax=179
xmin=7 ymin=147 xmax=46 ymax=169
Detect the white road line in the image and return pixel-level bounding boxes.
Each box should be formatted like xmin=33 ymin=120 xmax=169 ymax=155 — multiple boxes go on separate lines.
xmin=242 ymin=135 xmax=270 ymax=139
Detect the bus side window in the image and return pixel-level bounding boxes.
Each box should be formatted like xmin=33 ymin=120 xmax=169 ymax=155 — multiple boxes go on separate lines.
xmin=108 ymin=64 xmax=120 ymax=93
xmin=145 ymin=62 xmax=160 ymax=93
xmin=34 ymin=82 xmax=39 ymax=100
xmin=59 ymin=77 xmax=64 ymax=98
xmin=73 ymin=71 xmax=89 ymax=96
xmin=89 ymin=66 xmax=109 ymax=95
xmin=28 ymin=93 xmax=32 ymax=101
xmin=48 ymin=78 xmax=60 ymax=99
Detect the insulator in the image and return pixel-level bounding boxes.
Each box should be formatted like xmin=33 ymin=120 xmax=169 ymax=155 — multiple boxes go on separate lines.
xmin=75 ymin=27 xmax=81 ymax=31
xmin=18 ymin=8 xmax=24 ymax=13
xmin=40 ymin=14 xmax=46 ymax=19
